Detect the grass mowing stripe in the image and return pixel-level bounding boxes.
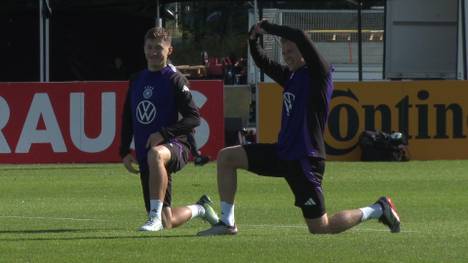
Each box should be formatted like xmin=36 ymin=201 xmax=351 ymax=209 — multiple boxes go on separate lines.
xmin=238 ymin=224 xmax=420 ymax=233
xmin=0 ymin=161 xmax=467 ymax=263
xmin=0 ymin=215 xmax=108 ymax=222
xmin=0 ymin=216 xmax=419 ymax=233
xmin=0 ymin=163 xmax=117 ymax=171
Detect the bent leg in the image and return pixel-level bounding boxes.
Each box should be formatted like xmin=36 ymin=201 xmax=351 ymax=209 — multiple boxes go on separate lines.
xmin=305 ymin=197 xmax=400 ymax=234
xmin=198 ymin=144 xmax=283 ymax=236
xmin=161 ymin=207 xmax=192 ymax=229
xmin=217 ymin=145 xmax=248 ymax=203
xmin=147 ymin=145 xmax=171 ymax=201
xmin=144 ymin=145 xmax=171 ymax=223
xmin=305 ymin=210 xmax=363 ymax=234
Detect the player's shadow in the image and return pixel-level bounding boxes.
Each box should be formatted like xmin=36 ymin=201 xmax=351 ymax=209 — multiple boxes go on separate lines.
xmin=0 ymin=228 xmax=198 ymax=242
xmin=0 ymin=228 xmax=96 ymax=234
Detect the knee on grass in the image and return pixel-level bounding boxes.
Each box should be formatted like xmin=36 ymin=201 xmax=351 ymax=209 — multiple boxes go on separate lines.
xmin=161 ymin=214 xmax=173 ymax=229
xmin=307 ymin=225 xmax=332 ymax=235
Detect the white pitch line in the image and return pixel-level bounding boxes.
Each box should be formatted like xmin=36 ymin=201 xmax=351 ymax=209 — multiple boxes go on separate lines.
xmin=0 ymin=215 xmax=108 ymax=222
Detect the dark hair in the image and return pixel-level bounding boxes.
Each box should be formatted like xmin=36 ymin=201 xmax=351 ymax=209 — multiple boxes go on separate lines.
xmin=144 ymin=27 xmax=172 ymax=44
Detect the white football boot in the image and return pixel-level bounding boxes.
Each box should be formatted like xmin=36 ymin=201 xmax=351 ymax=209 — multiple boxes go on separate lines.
xmin=139 ymin=217 xmax=163 ymax=232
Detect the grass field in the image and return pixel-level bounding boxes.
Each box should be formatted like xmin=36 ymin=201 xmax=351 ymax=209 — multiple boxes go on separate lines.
xmin=1 ymin=160 xmax=468 ymax=262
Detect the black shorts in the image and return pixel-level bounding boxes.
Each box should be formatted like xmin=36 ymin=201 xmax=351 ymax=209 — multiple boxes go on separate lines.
xmin=139 ymin=140 xmax=189 ymax=210
xmin=164 ymin=140 xmax=190 ymax=174
xmin=243 ymin=143 xmax=326 ymax=219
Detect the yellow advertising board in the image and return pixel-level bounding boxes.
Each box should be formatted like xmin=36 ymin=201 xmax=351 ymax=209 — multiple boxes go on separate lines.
xmin=257 ymin=80 xmax=468 ymax=160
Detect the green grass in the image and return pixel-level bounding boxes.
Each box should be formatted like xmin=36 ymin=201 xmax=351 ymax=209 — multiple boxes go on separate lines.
xmin=1 ymin=161 xmax=468 ymax=262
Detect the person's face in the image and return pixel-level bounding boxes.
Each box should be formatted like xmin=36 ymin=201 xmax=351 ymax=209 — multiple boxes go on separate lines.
xmin=281 ymin=40 xmax=305 ymax=71
xmin=144 ymin=38 xmax=172 ymax=71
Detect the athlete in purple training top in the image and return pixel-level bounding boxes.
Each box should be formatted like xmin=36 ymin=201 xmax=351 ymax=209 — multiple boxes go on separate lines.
xmin=198 ymin=20 xmax=400 ymax=236
xmin=119 ymin=27 xmax=219 ymax=232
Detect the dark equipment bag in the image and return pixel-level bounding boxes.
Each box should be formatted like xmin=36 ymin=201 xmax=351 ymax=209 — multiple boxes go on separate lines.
xmin=359 ymin=130 xmax=409 ymax=161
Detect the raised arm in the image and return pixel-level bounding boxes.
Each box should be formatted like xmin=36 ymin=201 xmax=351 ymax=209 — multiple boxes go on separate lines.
xmin=259 ymin=20 xmax=330 ymax=78
xmin=248 ymin=24 xmax=290 ymax=87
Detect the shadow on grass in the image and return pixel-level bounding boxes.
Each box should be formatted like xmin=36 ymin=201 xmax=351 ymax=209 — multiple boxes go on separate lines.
xmin=0 ymin=166 xmax=112 ymax=172
xmin=0 ymin=228 xmax=117 ymax=234
xmin=0 ymin=229 xmax=95 ymax=234
xmin=0 ymin=228 xmax=199 ymax=242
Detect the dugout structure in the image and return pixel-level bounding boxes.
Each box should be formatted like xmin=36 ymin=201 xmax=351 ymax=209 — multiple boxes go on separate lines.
xmin=384 ymin=0 xmax=459 ymax=80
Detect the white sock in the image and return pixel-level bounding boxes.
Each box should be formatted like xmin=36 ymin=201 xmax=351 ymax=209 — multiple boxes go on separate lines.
xmin=359 ymin=203 xmax=383 ymax=221
xmin=187 ymin=204 xmax=205 ymax=219
xmin=149 ymin=199 xmax=163 ymax=219
xmin=220 ymin=201 xmax=235 ymax=226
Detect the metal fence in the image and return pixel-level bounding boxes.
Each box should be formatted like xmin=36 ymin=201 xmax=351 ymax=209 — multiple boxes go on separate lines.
xmin=248 ymin=9 xmax=385 ymax=82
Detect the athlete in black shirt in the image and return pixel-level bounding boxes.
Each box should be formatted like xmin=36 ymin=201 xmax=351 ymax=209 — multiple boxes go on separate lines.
xmin=199 ymin=20 xmax=401 ymax=236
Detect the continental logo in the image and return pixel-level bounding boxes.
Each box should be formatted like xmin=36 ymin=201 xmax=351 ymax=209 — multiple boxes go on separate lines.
xmin=256 ymin=81 xmax=468 ymax=160
xmin=325 ymin=85 xmax=468 ymax=156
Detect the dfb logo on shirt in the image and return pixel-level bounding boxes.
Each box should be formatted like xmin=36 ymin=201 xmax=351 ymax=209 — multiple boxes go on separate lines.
xmin=136 ymin=100 xmax=156 ymax=124
xmin=283 ymin=92 xmax=295 ymax=117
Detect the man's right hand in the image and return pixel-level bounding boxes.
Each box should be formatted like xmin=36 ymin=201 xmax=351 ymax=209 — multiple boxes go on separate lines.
xmin=122 ymin=153 xmax=139 ymax=174
xmin=250 ymin=20 xmax=267 ymax=40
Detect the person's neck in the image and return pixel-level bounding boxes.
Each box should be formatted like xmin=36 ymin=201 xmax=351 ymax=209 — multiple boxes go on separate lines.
xmin=148 ymin=64 xmax=166 ymax=72
xmin=291 ymin=62 xmax=306 ymax=72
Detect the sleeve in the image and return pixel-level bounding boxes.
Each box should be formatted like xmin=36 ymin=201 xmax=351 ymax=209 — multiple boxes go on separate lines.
xmin=159 ymin=72 xmax=201 ymax=140
xmin=119 ymin=77 xmax=134 ymax=158
xmin=259 ymin=21 xmax=330 ymax=78
xmin=248 ymin=25 xmax=290 ymax=87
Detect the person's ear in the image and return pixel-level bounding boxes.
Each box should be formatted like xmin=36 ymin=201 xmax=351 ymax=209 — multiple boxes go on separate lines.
xmin=168 ymin=46 xmax=174 ymax=56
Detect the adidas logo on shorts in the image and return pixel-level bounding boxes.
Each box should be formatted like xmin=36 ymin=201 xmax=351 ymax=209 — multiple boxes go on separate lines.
xmin=304 ymin=198 xmax=317 ymax=206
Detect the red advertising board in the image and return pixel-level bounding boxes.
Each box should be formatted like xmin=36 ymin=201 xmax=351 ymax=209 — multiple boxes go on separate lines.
xmin=0 ymin=80 xmax=224 ymax=163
